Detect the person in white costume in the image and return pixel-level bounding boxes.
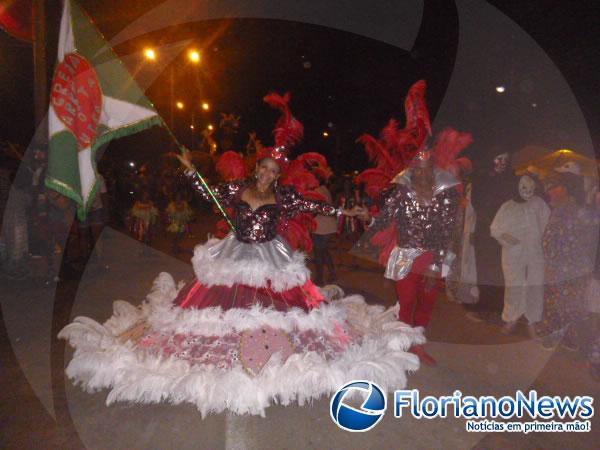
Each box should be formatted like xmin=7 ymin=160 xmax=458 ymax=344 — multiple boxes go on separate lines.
xmin=454 ymin=182 xmax=479 ymax=304
xmin=490 ymin=174 xmax=550 ymax=334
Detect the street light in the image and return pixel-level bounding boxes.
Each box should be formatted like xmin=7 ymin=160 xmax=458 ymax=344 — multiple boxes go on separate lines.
xmin=496 ymin=86 xmax=506 ymax=93
xmin=142 ymin=46 xmax=206 ymax=150
xmin=143 ymin=48 xmax=156 ymax=60
xmin=188 ymin=49 xmax=201 ymax=63
xmin=207 ymin=124 xmax=214 ymax=131
xmin=322 ymin=131 xmax=330 ymax=138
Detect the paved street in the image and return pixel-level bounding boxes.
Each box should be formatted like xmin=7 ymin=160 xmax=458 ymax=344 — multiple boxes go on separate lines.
xmin=1 ymin=216 xmax=598 ymax=449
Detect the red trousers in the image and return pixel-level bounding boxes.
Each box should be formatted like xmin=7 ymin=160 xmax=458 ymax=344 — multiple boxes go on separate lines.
xmin=395 ymin=252 xmax=443 ymax=328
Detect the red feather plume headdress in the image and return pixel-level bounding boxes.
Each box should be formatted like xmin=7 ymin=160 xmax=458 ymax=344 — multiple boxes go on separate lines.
xmin=258 ymin=92 xmax=304 ymax=171
xmin=216 ymin=151 xmax=248 ymax=182
xmin=211 ymin=91 xmax=334 ymax=253
xmin=297 ymin=152 xmax=333 ymax=182
xmin=356 ymin=79 xmax=432 ymax=200
xmin=432 ymin=127 xmax=473 ymax=177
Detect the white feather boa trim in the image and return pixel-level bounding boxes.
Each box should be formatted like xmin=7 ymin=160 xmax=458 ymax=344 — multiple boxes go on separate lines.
xmin=59 ymin=273 xmax=425 ymax=417
xmin=191 ymin=237 xmax=310 ymax=292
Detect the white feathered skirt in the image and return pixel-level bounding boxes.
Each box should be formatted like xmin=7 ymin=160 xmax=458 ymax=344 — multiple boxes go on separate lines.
xmin=59 ymin=234 xmax=424 ymax=417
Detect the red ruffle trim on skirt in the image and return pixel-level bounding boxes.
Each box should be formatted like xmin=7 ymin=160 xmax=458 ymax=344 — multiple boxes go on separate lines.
xmin=173 ymin=279 xmax=325 ymax=312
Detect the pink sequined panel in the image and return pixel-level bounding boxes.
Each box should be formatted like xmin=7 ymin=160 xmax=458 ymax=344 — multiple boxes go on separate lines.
xmin=239 ymin=327 xmax=294 ymax=375
xmin=136 ymin=324 xmax=360 ymax=372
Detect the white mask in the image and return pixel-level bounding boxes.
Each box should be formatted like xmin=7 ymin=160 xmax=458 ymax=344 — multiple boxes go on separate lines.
xmin=518 ymin=175 xmax=535 ymax=201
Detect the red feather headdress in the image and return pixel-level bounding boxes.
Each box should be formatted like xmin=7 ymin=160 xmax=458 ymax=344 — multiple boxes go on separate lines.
xmin=253 ymin=92 xmax=329 ymax=252
xmin=277 ymin=159 xmax=322 ymax=252
xmin=212 ymin=92 xmax=333 ymax=252
xmin=297 ymin=152 xmax=333 ymax=181
xmin=258 ymin=92 xmax=304 ymax=171
xmin=432 ymin=127 xmax=473 ymax=177
xmin=281 ymin=160 xmax=320 ymax=193
xmin=216 ymin=151 xmax=248 ymax=182
xmin=356 ymin=79 xmax=432 ymax=200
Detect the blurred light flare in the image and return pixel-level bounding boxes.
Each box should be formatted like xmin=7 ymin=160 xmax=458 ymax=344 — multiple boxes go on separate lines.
xmin=143 ymin=48 xmax=156 ymax=60
xmin=188 ymin=49 xmax=201 ymax=63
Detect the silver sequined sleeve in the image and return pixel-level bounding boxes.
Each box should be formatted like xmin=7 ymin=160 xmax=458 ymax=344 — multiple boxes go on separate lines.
xmin=368 ymin=185 xmax=403 ymax=232
xmin=279 ymin=186 xmax=338 ymax=218
xmin=186 ymin=170 xmax=242 ymax=207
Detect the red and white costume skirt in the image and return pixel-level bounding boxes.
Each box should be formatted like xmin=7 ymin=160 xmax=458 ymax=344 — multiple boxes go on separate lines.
xmin=59 ymin=234 xmax=424 ymax=416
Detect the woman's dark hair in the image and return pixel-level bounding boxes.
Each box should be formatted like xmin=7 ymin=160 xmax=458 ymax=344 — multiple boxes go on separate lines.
xmin=256 ymin=156 xmax=281 ymax=173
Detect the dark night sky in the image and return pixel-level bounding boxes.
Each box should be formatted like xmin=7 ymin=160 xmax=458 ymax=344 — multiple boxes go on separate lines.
xmin=0 ymin=0 xmax=598 ymax=173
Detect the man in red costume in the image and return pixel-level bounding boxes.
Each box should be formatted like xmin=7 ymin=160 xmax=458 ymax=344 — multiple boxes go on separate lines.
xmin=359 ymin=149 xmax=461 ymax=366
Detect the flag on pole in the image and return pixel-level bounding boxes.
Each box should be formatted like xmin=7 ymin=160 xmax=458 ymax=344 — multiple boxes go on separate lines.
xmin=45 ymin=0 xmax=161 ymax=219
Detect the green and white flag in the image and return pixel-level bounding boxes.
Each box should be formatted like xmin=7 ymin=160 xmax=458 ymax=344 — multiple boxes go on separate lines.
xmin=46 ymin=0 xmax=161 ymax=219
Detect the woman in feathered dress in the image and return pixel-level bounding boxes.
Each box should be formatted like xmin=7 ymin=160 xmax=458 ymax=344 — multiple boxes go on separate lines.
xmin=58 ymin=92 xmax=424 ymax=417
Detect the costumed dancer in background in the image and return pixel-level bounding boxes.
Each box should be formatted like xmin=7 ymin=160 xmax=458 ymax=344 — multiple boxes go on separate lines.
xmin=297 ymin=152 xmax=338 ymax=285
xmin=356 ymin=80 xmax=461 ymax=366
xmin=490 ymin=174 xmax=550 ymax=335
xmin=336 ymin=179 xmax=364 ymax=240
xmin=59 ymin=91 xmax=425 ymax=417
xmin=446 ymin=181 xmax=479 ymax=305
xmin=536 ymin=171 xmax=597 ymax=351
xmin=358 ymin=150 xmax=461 ymax=366
xmin=165 ymin=191 xmax=194 ymax=254
xmin=551 ymin=162 xmax=600 ymax=377
xmin=467 ymin=151 xmax=518 ymax=321
xmin=335 ymin=178 xmax=368 ymax=269
xmin=426 ymin=129 xmax=476 ymax=306
xmin=554 ymin=161 xmax=600 ymax=317
xmin=355 ymin=79 xmax=432 ymax=268
xmin=128 ymin=191 xmax=159 ymax=256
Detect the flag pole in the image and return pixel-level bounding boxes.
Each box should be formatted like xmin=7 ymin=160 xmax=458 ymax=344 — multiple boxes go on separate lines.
xmin=160 ymin=119 xmax=236 ymax=232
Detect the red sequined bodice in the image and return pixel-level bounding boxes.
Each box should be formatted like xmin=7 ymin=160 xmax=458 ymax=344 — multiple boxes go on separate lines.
xmin=190 ymin=177 xmax=337 ymax=243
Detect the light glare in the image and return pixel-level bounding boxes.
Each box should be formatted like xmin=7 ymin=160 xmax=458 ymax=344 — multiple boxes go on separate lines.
xmin=144 ymin=48 xmax=156 ymax=60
